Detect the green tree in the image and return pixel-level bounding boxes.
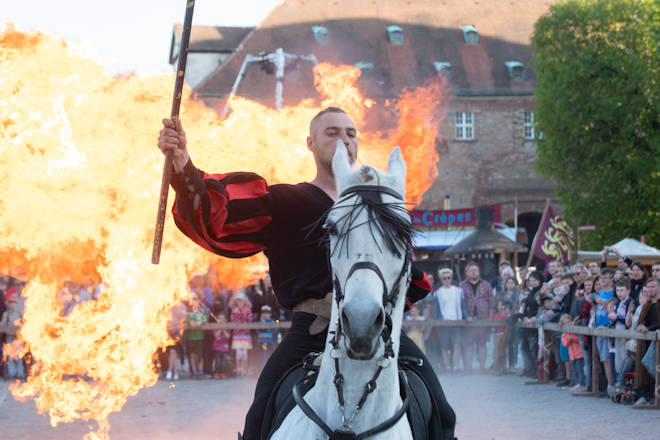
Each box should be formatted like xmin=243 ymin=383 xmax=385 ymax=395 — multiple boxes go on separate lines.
xmin=531 ymin=0 xmax=659 ymax=250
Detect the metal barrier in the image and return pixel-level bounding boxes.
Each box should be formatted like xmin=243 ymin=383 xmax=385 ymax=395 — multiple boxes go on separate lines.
xmin=1 ymin=320 xmax=658 ymax=409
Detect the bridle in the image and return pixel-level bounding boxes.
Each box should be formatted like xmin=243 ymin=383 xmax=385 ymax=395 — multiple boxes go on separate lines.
xmin=293 ymin=184 xmax=413 ymax=439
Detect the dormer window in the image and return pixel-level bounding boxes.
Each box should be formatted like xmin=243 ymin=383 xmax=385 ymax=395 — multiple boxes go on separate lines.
xmin=312 ymin=26 xmax=329 ymax=45
xmin=387 ymin=25 xmax=404 ymax=45
xmin=505 ymin=61 xmax=525 ymax=81
xmin=433 ymin=61 xmax=452 ymax=81
xmin=461 ymin=25 xmax=479 ymax=44
xmin=355 ymin=61 xmax=374 ymax=72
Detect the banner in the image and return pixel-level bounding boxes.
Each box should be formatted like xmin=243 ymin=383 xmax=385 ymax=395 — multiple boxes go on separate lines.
xmin=532 ymin=204 xmax=575 ymax=267
xmin=411 ymin=205 xmax=501 ymax=228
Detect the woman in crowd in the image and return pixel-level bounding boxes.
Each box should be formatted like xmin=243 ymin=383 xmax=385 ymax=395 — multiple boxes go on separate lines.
xmin=519 ymin=271 xmax=543 ymax=378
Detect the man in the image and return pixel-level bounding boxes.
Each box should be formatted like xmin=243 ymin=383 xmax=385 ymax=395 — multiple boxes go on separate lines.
xmin=433 ymin=268 xmax=463 ymax=373
xmin=633 ymin=277 xmax=659 ymax=406
xmin=157 ymin=108 xmax=455 ymax=439
xmin=586 ymin=267 xmax=616 ymax=395
xmin=652 ymin=261 xmax=660 ymax=279
xmin=490 ymin=259 xmax=511 ymax=292
xmin=587 ymin=260 xmax=601 ymax=277
xmin=459 ymin=262 xmax=494 ymax=374
xmin=563 ymin=263 xmax=587 ymax=319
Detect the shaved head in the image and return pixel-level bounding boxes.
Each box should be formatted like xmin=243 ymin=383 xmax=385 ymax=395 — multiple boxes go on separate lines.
xmin=309 ymin=107 xmax=347 ymax=138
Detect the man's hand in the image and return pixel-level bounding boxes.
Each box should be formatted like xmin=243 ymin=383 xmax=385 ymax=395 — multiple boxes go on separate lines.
xmin=158 ymin=118 xmax=189 ymax=173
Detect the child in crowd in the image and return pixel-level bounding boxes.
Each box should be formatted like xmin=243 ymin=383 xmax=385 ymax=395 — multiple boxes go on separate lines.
xmin=185 ymin=295 xmax=208 ymax=379
xmin=490 ymin=300 xmax=510 ymax=375
xmin=608 ymin=280 xmax=635 ymax=379
xmin=560 ymin=314 xmax=585 ymax=391
xmin=406 ymin=304 xmax=426 ymax=353
xmin=1 ymin=287 xmax=25 ymax=379
xmin=230 ymin=290 xmax=253 ymax=377
xmin=257 ymin=305 xmax=275 ymax=370
xmin=165 ymin=301 xmax=187 ymax=381
xmin=212 ymin=314 xmax=231 ymax=379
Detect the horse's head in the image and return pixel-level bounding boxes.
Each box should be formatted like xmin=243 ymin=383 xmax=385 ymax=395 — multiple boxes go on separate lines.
xmin=325 ymin=141 xmax=412 ymax=361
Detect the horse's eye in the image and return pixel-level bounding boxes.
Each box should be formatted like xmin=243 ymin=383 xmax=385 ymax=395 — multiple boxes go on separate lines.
xmin=323 ymin=221 xmax=338 ymax=236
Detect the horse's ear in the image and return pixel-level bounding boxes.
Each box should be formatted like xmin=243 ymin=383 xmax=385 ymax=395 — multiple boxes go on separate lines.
xmin=332 ymin=140 xmax=352 ymax=183
xmin=387 ymin=146 xmax=406 ymax=183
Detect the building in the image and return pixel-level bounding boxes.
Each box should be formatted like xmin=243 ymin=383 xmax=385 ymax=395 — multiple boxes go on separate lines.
xmin=170 ymin=0 xmax=562 ymax=268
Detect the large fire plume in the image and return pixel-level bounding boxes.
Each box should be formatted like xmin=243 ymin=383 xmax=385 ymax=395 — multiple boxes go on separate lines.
xmin=0 ymin=25 xmax=448 ymax=438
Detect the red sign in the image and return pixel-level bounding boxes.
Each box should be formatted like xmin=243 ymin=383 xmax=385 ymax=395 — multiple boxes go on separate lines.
xmin=410 ymin=205 xmax=501 ymax=228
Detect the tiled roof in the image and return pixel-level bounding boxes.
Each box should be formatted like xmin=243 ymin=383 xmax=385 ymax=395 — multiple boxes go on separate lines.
xmin=194 ymin=0 xmax=558 ymax=103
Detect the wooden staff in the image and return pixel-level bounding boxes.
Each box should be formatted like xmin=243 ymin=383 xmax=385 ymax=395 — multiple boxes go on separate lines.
xmin=152 ymin=0 xmax=196 ymax=264
xmin=524 ymin=198 xmax=550 ymax=271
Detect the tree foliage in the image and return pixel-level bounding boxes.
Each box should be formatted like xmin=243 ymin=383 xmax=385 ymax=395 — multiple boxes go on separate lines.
xmin=531 ymin=0 xmax=659 ymax=249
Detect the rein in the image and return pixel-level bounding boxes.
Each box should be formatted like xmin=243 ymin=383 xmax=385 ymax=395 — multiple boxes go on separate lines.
xmin=294 ymin=184 xmax=412 ymax=439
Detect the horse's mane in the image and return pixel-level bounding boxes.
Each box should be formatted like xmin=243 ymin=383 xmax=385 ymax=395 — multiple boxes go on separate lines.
xmin=307 ymin=166 xmax=414 ymax=259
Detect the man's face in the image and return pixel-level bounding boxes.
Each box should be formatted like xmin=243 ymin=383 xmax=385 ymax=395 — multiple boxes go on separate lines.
xmin=572 ymin=267 xmax=586 ymax=284
xmin=647 ymin=280 xmax=659 ymax=299
xmin=616 ymin=286 xmax=630 ymax=301
xmin=600 ymin=274 xmax=612 ymax=288
xmin=548 ymin=261 xmax=558 ymax=275
xmin=588 ymin=262 xmax=600 ymax=275
xmin=652 ymin=265 xmax=660 ymax=278
xmin=307 ymin=112 xmax=357 ymax=175
xmin=440 ymin=272 xmax=452 ymax=287
xmin=467 ymin=265 xmax=480 ymax=281
xmin=630 ymin=265 xmax=644 ymax=281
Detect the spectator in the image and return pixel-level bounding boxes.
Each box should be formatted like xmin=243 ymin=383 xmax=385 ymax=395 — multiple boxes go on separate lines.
xmin=230 ymin=290 xmax=253 ymax=377
xmin=651 ymin=261 xmax=660 ymax=279
xmin=257 ymin=305 xmax=276 ymax=370
xmin=460 ymin=262 xmax=495 ymax=374
xmin=628 ymin=262 xmax=648 ymax=303
xmin=589 ymin=267 xmax=616 ymax=395
xmin=212 ymin=314 xmax=231 ymax=379
xmin=633 ymin=277 xmax=659 ymax=406
xmin=432 ymin=268 xmax=463 ymax=373
xmin=613 ymin=267 xmax=626 ymax=282
xmin=1 ymin=287 xmax=25 ymax=380
xmin=185 ymin=295 xmax=208 ymax=379
xmin=564 ymin=264 xmax=587 ymax=319
xmin=559 ymin=314 xmax=585 ymax=391
xmin=587 ymin=261 xmax=601 ymax=277
xmin=406 ymin=304 xmax=427 ymax=353
xmin=495 ymin=276 xmax=518 ymax=311
xmin=608 ymin=280 xmax=635 ymax=377
xmin=545 ymin=259 xmax=563 ymax=284
xmin=489 ymin=300 xmax=510 ymax=375
xmin=165 ymin=301 xmax=187 ymax=381
xmin=520 ymin=271 xmax=543 ymax=378
xmin=490 ymin=259 xmax=512 ymax=292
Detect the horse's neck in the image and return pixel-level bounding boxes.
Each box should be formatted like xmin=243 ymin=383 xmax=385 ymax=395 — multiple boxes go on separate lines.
xmin=312 ymin=317 xmax=404 ymax=430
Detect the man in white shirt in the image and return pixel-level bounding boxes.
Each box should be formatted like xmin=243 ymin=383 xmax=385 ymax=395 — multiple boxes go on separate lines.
xmin=433 ymin=268 xmax=463 ymax=372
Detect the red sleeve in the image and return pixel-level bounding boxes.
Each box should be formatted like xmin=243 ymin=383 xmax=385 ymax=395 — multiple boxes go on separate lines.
xmin=406 ymin=266 xmax=431 ymax=306
xmin=170 ymin=159 xmax=272 ymax=258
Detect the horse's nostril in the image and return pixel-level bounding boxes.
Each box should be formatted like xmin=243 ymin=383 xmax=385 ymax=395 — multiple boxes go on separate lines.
xmin=374 ymin=309 xmax=384 ymax=328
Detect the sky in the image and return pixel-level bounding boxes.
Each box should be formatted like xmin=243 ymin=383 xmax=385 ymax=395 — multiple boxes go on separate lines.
xmin=4 ymin=0 xmax=283 ymax=74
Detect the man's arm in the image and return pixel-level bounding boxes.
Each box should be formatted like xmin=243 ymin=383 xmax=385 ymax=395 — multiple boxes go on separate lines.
xmin=405 ymin=266 xmax=431 ymax=309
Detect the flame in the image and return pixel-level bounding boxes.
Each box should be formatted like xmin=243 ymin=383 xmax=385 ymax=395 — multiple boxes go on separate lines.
xmin=0 ymin=25 xmax=448 ymax=439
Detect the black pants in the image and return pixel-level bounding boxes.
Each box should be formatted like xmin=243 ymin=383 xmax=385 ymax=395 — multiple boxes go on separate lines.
xmin=242 ymin=312 xmax=456 ymax=440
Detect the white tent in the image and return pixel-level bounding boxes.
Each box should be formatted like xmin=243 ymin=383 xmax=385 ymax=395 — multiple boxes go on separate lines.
xmin=578 ymin=238 xmax=660 ymax=264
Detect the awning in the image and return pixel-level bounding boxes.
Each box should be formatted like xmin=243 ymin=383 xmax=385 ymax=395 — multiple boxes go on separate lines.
xmin=413 ymin=227 xmax=522 ymax=251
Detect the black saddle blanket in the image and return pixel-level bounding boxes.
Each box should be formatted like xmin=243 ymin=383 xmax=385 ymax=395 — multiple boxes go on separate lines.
xmin=261 ymin=357 xmax=432 ymax=439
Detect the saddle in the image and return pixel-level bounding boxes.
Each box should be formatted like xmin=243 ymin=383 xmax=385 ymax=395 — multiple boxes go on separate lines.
xmin=261 ymin=354 xmax=433 ymax=440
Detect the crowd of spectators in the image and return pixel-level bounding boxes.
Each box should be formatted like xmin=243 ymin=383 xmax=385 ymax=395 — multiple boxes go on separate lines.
xmin=1 ymin=250 xmax=658 ymax=410
xmin=0 ymin=272 xmax=286 ymax=382
xmin=412 ymin=251 xmax=659 ymax=407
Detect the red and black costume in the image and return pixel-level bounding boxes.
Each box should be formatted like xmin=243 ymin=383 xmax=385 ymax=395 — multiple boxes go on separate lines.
xmin=171 ymin=159 xmax=455 ymax=440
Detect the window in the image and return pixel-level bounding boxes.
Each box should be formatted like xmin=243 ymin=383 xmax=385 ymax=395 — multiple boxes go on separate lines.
xmin=461 ymin=25 xmax=479 ymax=44
xmin=524 ymin=111 xmax=534 ymax=139
xmin=455 ymin=112 xmax=474 ymax=140
xmin=433 ymin=61 xmax=452 ymax=81
xmin=505 ymin=61 xmax=525 ymax=81
xmin=311 ymin=26 xmax=329 ymax=45
xmin=354 ymin=61 xmax=374 ymax=72
xmin=387 ymin=25 xmax=404 ymax=45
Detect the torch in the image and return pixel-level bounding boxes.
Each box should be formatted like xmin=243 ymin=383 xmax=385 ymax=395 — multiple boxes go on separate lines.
xmin=152 ymin=0 xmax=196 ymax=264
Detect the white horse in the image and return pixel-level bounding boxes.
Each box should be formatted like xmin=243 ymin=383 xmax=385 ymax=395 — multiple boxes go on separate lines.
xmin=271 ymin=142 xmax=414 ymax=440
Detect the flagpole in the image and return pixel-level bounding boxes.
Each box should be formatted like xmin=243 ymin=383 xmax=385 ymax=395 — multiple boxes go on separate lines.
xmin=525 ymin=198 xmax=551 ymax=271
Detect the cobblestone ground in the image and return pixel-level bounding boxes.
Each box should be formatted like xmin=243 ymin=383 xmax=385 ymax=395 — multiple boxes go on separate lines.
xmin=1 ymin=372 xmax=658 ymax=440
